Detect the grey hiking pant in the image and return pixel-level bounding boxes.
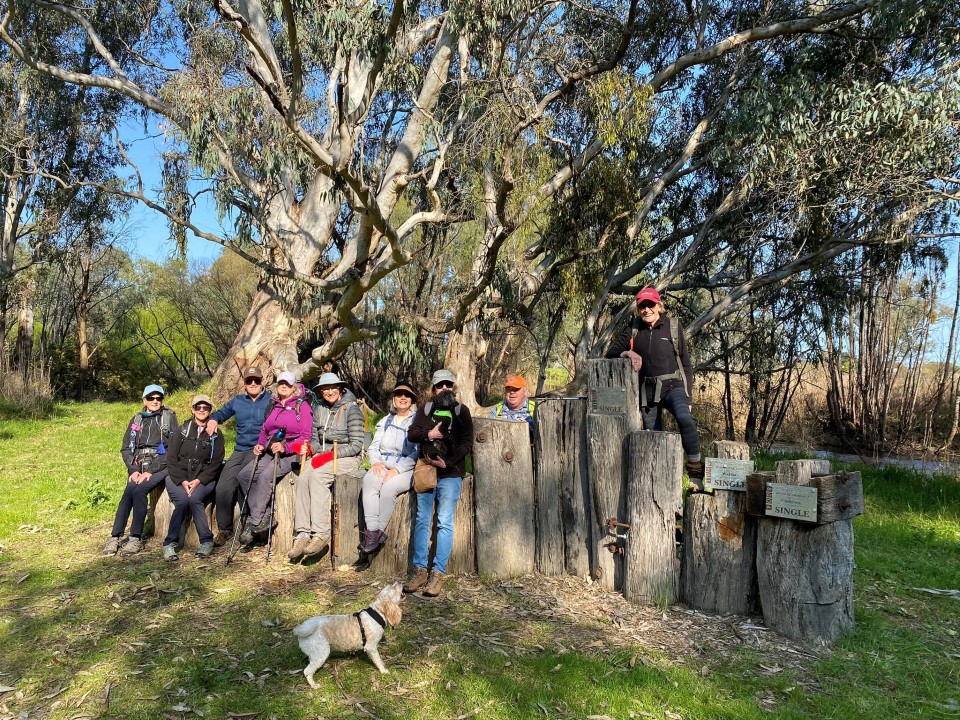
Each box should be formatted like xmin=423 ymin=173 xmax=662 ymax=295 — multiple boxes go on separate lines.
xmin=362 ymin=468 xmax=413 ymax=532
xmin=237 ymin=453 xmax=298 ymax=526
xmin=294 ymin=455 xmax=361 ymax=539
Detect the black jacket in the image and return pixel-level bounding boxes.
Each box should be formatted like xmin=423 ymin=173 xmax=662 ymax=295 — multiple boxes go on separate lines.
xmin=121 ymin=408 xmax=179 ymax=474
xmin=606 ymin=315 xmax=694 ymax=402
xmin=407 ymin=397 xmax=474 ymax=479
xmin=169 ymin=420 xmax=225 ymax=485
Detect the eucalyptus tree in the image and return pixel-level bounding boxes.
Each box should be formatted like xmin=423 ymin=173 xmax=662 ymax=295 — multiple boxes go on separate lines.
xmin=0 ymin=0 xmax=882 ymax=399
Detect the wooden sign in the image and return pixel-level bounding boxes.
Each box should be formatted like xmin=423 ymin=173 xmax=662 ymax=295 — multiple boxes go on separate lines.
xmin=704 ymin=458 xmax=754 ymax=491
xmin=589 ymin=386 xmax=628 ymax=414
xmin=766 ymin=483 xmax=818 ymax=522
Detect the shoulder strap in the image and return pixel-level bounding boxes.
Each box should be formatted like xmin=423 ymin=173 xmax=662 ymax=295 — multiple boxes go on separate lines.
xmin=528 ymin=400 xmax=536 ymax=415
xmin=667 ymin=318 xmax=689 ymax=396
xmin=424 ymin=400 xmax=433 ymax=415
xmin=161 ymin=408 xmax=176 ymax=436
xmin=629 ymin=324 xmax=638 ymax=353
xmin=494 ymin=402 xmax=504 ymax=417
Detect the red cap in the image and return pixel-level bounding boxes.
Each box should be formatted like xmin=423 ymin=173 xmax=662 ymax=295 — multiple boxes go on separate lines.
xmin=636 ymin=287 xmax=661 ymax=305
xmin=504 ymin=375 xmax=527 ymax=389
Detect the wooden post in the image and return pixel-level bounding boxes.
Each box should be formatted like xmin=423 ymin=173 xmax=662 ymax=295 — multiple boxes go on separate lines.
xmin=332 ymin=469 xmax=366 ymax=568
xmin=681 ymin=440 xmax=760 ymax=615
xmin=473 ymin=418 xmax=535 ymax=578
xmin=753 ymin=460 xmax=861 ymax=643
xmin=444 ymin=474 xmax=476 ymax=575
xmin=361 ymin=491 xmax=414 ymax=577
xmin=533 ymin=398 xmax=592 ymax=577
xmin=623 ymin=430 xmax=683 ymax=606
xmin=586 ymin=359 xmax=642 ymax=591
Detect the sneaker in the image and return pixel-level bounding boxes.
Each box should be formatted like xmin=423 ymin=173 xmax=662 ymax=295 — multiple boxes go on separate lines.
xmin=238 ymin=521 xmax=256 ymax=545
xmin=213 ymin=529 xmax=233 ymax=547
xmin=403 ymin=566 xmax=429 ymax=594
xmin=422 ymin=570 xmax=447 ymax=598
xmin=196 ymin=541 xmax=215 ymax=558
xmin=360 ymin=529 xmax=387 ymax=554
xmin=162 ymin=543 xmax=179 ymax=562
xmin=288 ymin=532 xmax=311 ymax=561
xmin=302 ymin=536 xmax=329 ymax=559
xmin=102 ymin=536 xmax=123 ymax=556
xmin=119 ymin=536 xmax=144 ymax=556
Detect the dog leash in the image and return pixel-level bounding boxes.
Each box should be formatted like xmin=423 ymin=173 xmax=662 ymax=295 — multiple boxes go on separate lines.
xmin=353 ymin=606 xmax=387 ymax=646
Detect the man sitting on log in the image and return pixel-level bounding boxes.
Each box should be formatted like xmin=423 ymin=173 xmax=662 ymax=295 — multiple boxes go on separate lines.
xmin=606 ymin=287 xmax=704 ymax=482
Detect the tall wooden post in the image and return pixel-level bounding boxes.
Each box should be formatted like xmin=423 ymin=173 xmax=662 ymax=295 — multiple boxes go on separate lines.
xmin=586 ymin=359 xmax=642 ymax=591
xmin=623 ymin=431 xmax=683 ymax=605
xmin=681 ymin=440 xmax=759 ymax=615
xmin=534 ymin=398 xmax=592 ymax=577
xmin=473 ymin=418 xmax=535 ymax=577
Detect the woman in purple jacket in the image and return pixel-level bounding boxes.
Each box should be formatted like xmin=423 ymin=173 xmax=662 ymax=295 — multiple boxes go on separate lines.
xmin=237 ymin=371 xmax=313 ymax=545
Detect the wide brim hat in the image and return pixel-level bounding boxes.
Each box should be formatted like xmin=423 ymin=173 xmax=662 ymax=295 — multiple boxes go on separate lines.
xmin=313 ymin=372 xmax=345 ymax=390
xmin=392 ymin=380 xmax=417 ymax=396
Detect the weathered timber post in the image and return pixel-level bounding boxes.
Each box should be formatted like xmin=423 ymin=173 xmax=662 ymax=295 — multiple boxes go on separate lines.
xmin=362 ymin=491 xmax=414 ymax=576
xmin=533 ymin=398 xmax=592 ymax=577
xmin=586 ymin=359 xmax=642 ymax=591
xmin=439 ymin=474 xmax=476 ymax=575
xmin=623 ymin=430 xmax=683 ymax=605
xmin=332 ymin=469 xmax=367 ymax=568
xmin=750 ymin=460 xmax=864 ymax=643
xmin=473 ymin=418 xmax=535 ymax=577
xmin=681 ymin=440 xmax=760 ymax=615
xmin=151 ymin=490 xmax=215 ymax=550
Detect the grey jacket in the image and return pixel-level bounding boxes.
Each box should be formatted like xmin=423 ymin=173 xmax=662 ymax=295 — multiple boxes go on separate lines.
xmin=312 ymin=389 xmax=365 ymax=458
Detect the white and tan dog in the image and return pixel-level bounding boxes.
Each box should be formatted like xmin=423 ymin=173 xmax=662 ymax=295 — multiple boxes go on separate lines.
xmin=292 ymin=582 xmax=404 ymax=687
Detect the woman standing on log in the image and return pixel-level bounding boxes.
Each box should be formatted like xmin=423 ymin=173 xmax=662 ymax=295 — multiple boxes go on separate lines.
xmin=359 ymin=379 xmax=420 ymax=555
xmin=403 ymin=369 xmax=474 ymax=598
xmin=161 ymin=394 xmax=225 ymax=561
xmin=606 ymin=287 xmax=703 ymax=480
xmin=102 ymin=384 xmax=178 ymax=556
xmin=237 ymin=372 xmax=313 ymax=546
xmin=287 ymin=372 xmax=365 ymax=563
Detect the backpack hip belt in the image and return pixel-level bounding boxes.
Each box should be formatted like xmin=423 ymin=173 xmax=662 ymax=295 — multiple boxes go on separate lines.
xmin=641 ymin=370 xmax=688 ymax=407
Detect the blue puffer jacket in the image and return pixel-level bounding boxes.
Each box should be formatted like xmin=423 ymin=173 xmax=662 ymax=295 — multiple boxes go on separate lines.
xmin=211 ymin=391 xmax=272 ymax=452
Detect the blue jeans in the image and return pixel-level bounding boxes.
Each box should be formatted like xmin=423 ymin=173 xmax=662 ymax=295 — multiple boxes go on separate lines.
xmin=412 ymin=476 xmax=462 ymax=574
xmin=641 ymin=387 xmax=701 ymax=460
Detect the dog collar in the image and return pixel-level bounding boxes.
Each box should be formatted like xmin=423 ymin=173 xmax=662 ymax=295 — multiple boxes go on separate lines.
xmin=353 ymin=606 xmax=387 ymax=646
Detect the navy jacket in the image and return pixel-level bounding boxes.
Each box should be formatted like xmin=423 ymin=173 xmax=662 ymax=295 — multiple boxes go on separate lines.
xmin=211 ymin=391 xmax=271 ymax=452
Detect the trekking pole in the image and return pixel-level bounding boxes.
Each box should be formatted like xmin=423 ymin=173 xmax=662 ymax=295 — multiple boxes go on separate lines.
xmin=264 ymin=452 xmax=280 ymax=564
xmin=226 ymin=453 xmax=261 ymax=565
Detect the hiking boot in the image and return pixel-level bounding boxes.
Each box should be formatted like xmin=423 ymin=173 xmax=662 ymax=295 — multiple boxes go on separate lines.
xmin=361 ymin=529 xmax=387 ymax=554
xmin=302 ymin=536 xmax=329 ymax=559
xmin=288 ymin=532 xmax=311 ymax=561
xmin=213 ymin=529 xmax=233 ymax=547
xmin=252 ymin=516 xmax=277 ymax=534
xmin=162 ymin=543 xmax=179 ymax=562
xmin=422 ymin=570 xmax=446 ymax=598
xmin=102 ymin=536 xmax=123 ymax=556
xmin=238 ymin=521 xmax=256 ymax=545
xmin=403 ymin=566 xmax=429 ymax=594
xmin=119 ymin=536 xmax=144 ymax=556
xmin=686 ymin=460 xmax=704 ymax=480
xmin=195 ymin=541 xmax=215 ymax=558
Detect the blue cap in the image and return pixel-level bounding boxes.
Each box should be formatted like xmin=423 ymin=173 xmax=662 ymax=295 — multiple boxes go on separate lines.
xmin=142 ymin=384 xmax=165 ymax=398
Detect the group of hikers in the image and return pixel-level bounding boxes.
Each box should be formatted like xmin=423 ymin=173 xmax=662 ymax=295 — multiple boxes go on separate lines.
xmin=102 ymin=288 xmax=702 ymax=599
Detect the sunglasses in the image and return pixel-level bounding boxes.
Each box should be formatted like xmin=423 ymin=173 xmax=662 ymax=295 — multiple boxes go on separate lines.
xmin=433 ymin=381 xmax=454 ymax=390
xmin=244 ymin=378 xmax=262 ymax=385
xmin=637 ymin=301 xmax=657 ymax=309
xmin=145 ymin=395 xmax=163 ymax=402
xmin=193 ymin=404 xmax=212 ymax=411
xmin=277 ymin=381 xmax=293 ymax=387
xmin=393 ymin=391 xmax=414 ymax=399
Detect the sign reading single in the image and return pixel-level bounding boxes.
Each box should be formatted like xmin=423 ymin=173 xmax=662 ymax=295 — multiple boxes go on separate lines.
xmin=704 ymin=458 xmax=754 ymax=491
xmin=765 ymin=483 xmax=818 ymax=522
xmin=589 ymin=386 xmax=628 ymax=414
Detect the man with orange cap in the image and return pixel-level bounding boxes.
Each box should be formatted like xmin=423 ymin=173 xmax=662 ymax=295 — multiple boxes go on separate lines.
xmin=489 ymin=375 xmax=536 ymax=430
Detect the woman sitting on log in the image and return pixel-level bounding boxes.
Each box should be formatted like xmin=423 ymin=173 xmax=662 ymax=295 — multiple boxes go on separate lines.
xmin=161 ymin=394 xmax=225 ymax=561
xmin=287 ymin=372 xmax=365 ymax=563
xmin=359 ymin=379 xmax=420 ymax=555
xmin=102 ymin=384 xmax=178 ymax=556
xmin=606 ymin=287 xmax=703 ymax=481
xmin=403 ymin=369 xmax=474 ymax=599
xmin=237 ymin=371 xmax=313 ymax=546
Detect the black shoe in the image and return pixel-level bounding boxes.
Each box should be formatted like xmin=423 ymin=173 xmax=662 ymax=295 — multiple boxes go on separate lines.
xmin=238 ymin=522 xmax=255 ymax=545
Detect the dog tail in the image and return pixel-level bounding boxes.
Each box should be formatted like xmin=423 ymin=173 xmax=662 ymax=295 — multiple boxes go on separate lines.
xmin=292 ymin=617 xmax=323 ymax=638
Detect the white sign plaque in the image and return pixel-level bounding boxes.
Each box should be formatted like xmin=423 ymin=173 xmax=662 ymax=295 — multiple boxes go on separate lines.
xmin=765 ymin=483 xmax=818 ymax=522
xmin=704 ymin=458 xmax=754 ymax=491
xmin=589 ymin=386 xmax=628 ymax=414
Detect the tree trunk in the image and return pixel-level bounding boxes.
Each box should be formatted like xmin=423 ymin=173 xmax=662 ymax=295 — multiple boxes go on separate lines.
xmin=444 ymin=321 xmax=487 ymax=411
xmin=681 ymin=440 xmax=759 ymax=615
xmin=534 ymin=397 xmax=592 ymax=577
xmin=209 ymin=287 xmax=301 ymax=400
xmin=14 ymin=272 xmax=35 ymax=372
xmin=623 ymin=430 xmax=683 ymax=606
xmin=473 ymin=417 xmax=535 ymax=578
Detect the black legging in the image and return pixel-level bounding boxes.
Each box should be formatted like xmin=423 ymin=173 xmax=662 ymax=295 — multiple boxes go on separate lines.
xmin=164 ymin=477 xmax=216 ymax=545
xmin=110 ymin=470 xmax=168 ymax=538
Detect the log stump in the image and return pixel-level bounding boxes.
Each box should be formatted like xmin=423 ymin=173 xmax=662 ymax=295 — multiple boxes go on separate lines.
xmin=428 ymin=474 xmax=476 ymax=576
xmin=362 ymin=491 xmax=414 ymax=577
xmin=623 ymin=431 xmax=683 ymax=606
xmin=332 ymin=469 xmax=368 ymax=568
xmin=473 ymin=418 xmax=535 ymax=578
xmin=681 ymin=440 xmax=759 ymax=615
xmin=533 ymin=398 xmax=592 ymax=577
xmin=586 ymin=359 xmax=642 ymax=591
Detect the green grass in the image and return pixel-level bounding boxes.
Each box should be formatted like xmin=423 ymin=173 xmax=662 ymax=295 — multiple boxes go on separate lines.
xmin=1 ymin=404 xmax=958 ymax=719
